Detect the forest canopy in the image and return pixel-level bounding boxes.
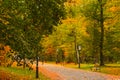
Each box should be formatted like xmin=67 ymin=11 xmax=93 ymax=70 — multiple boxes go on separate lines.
xmin=0 ymin=0 xmax=120 ymax=65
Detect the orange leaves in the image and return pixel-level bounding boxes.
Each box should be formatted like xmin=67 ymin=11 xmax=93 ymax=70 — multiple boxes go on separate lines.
xmin=62 ymin=18 xmax=78 ymax=24
xmin=109 ymin=6 xmax=120 ymax=12
xmin=64 ymin=51 xmax=68 ymax=57
xmin=0 ymin=50 xmax=6 ymax=55
xmin=4 ymin=45 xmax=11 ymax=53
xmin=62 ymin=47 xmax=68 ymax=57
xmin=46 ymin=46 xmax=55 ymax=55
xmin=0 ymin=45 xmax=11 ymax=56
xmin=0 ymin=56 xmax=4 ymax=61
xmin=0 ymin=44 xmax=11 ymax=66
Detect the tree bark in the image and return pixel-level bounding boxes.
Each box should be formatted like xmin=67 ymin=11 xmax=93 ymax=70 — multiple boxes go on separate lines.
xmin=74 ymin=29 xmax=78 ymax=64
xmin=98 ymin=0 xmax=104 ymax=66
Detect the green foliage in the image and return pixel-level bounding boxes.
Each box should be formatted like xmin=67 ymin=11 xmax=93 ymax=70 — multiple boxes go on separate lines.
xmin=0 ymin=0 xmax=66 ymax=59
xmin=1 ymin=0 xmax=119 ymax=64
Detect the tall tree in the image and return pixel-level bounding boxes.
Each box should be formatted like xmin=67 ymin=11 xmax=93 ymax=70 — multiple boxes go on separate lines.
xmin=104 ymin=0 xmax=120 ymax=62
xmin=1 ymin=0 xmax=66 ymax=78
xmin=80 ymin=0 xmax=107 ymax=66
xmin=98 ymin=0 xmax=104 ymax=66
xmin=0 ymin=0 xmax=66 ymax=57
xmin=0 ymin=0 xmax=66 ymax=70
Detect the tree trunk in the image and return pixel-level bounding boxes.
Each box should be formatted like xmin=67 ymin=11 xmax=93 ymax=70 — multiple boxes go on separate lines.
xmin=36 ymin=56 xmax=39 ymax=78
xmin=74 ymin=30 xmax=78 ymax=64
xmin=23 ymin=54 xmax=26 ymax=69
xmin=98 ymin=0 xmax=104 ymax=66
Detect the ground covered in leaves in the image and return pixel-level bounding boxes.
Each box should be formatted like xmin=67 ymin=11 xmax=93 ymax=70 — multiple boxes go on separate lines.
xmin=0 ymin=70 xmax=29 ymax=80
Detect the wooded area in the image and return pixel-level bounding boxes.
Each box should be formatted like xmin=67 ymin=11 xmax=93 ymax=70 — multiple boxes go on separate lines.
xmin=0 ymin=0 xmax=120 ymax=67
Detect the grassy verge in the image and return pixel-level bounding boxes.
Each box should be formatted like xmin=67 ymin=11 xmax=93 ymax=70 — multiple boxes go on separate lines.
xmin=101 ymin=64 xmax=120 ymax=75
xmin=0 ymin=66 xmax=50 ymax=80
xmin=65 ymin=63 xmax=120 ymax=76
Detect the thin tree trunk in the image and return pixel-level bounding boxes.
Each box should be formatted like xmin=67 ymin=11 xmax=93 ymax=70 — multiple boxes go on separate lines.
xmin=74 ymin=30 xmax=78 ymax=64
xmin=23 ymin=54 xmax=26 ymax=68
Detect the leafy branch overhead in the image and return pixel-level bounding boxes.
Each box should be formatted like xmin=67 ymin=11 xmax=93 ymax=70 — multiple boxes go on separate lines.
xmin=0 ymin=0 xmax=67 ymax=58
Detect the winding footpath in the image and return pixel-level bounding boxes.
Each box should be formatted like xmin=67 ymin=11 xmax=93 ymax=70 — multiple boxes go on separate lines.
xmin=34 ymin=62 xmax=120 ymax=80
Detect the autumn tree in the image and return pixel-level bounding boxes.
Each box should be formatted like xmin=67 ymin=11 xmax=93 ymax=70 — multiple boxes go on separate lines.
xmin=104 ymin=0 xmax=120 ymax=63
xmin=0 ymin=1 xmax=67 ymax=73
xmin=79 ymin=0 xmax=120 ymax=65
xmin=80 ymin=0 xmax=107 ymax=66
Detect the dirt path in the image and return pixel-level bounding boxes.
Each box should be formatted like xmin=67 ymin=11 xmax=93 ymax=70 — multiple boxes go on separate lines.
xmin=33 ymin=62 xmax=120 ymax=80
xmin=33 ymin=63 xmax=64 ymax=80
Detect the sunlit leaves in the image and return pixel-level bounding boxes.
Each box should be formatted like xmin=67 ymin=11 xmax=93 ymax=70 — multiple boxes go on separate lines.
xmin=41 ymin=0 xmax=120 ymax=63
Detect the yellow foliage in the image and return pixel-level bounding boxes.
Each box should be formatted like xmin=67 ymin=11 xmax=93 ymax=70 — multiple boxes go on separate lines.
xmin=103 ymin=68 xmax=120 ymax=75
xmin=62 ymin=18 xmax=78 ymax=24
xmin=4 ymin=45 xmax=11 ymax=53
xmin=11 ymin=62 xmax=18 ymax=67
xmin=64 ymin=0 xmax=81 ymax=7
xmin=113 ymin=47 xmax=120 ymax=52
xmin=0 ymin=18 xmax=9 ymax=25
xmin=109 ymin=6 xmax=119 ymax=12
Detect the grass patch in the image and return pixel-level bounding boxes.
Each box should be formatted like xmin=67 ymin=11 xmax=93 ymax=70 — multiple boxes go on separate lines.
xmin=64 ymin=63 xmax=120 ymax=76
xmin=0 ymin=66 xmax=50 ymax=80
xmin=65 ymin=63 xmax=93 ymax=70
xmin=101 ymin=64 xmax=120 ymax=75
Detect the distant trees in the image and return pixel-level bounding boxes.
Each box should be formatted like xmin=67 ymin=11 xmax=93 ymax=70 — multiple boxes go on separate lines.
xmin=41 ymin=0 xmax=120 ymax=64
xmin=80 ymin=0 xmax=106 ymax=66
xmin=79 ymin=0 xmax=120 ymax=65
